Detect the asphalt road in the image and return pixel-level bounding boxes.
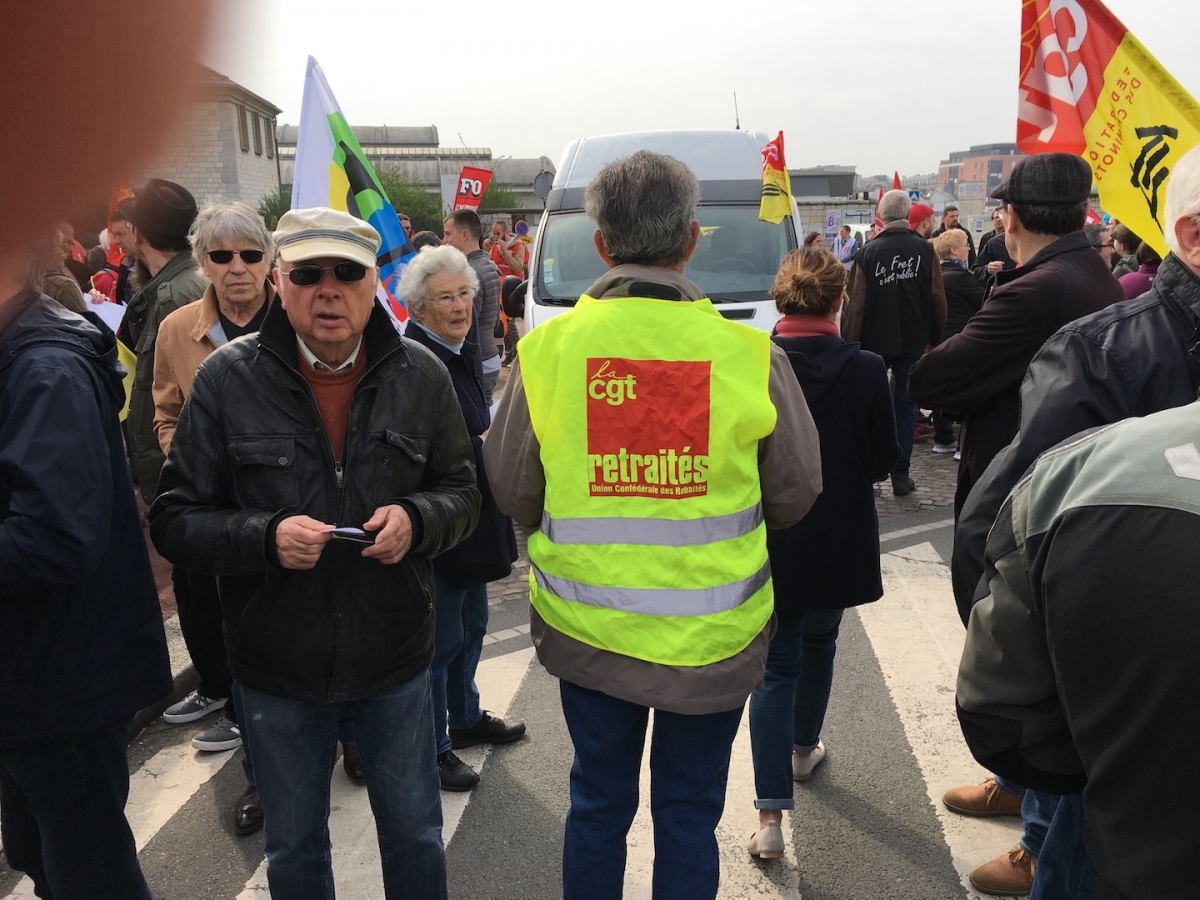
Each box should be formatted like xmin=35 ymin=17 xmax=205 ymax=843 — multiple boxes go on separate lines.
xmin=1 ymin=494 xmax=1026 ymax=900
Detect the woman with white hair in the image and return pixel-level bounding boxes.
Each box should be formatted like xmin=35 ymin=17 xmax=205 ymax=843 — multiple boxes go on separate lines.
xmin=399 ymin=246 xmax=523 ymax=793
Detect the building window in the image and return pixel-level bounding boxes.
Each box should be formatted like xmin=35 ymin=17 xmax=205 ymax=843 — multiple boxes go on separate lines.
xmin=264 ymin=117 xmax=275 ymax=159
xmin=237 ymin=105 xmax=249 ymax=152
xmin=253 ymin=114 xmax=263 ymax=156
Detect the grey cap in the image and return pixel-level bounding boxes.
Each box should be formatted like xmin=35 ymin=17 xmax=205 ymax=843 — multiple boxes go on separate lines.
xmin=990 ymin=153 xmax=1092 ymax=205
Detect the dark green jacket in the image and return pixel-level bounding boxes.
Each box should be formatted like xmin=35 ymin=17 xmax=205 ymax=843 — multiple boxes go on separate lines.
xmin=123 ymin=253 xmax=208 ymax=502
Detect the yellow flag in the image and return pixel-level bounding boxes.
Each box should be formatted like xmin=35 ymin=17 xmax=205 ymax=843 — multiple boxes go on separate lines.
xmin=758 ymin=132 xmax=793 ymax=225
xmin=116 ymin=339 xmax=136 ymax=422
xmin=1016 ymin=0 xmax=1200 ymax=256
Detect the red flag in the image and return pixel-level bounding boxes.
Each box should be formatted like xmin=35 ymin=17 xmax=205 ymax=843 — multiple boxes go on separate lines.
xmin=893 ymin=171 xmax=902 ymax=190
xmin=453 ymin=166 xmax=494 ymax=211
xmin=874 ymin=187 xmax=885 ymax=231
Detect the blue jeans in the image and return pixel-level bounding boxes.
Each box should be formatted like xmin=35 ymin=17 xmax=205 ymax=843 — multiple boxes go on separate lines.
xmin=883 ymin=352 xmax=921 ymax=479
xmin=559 ymin=679 xmax=743 ymax=900
xmin=430 ymin=573 xmax=488 ymax=755
xmin=230 ymin=686 xmax=356 ymax=787
xmin=239 ymin=673 xmax=446 ymax=900
xmin=993 ymin=776 xmax=1094 ymax=898
xmin=749 ymin=606 xmax=844 ymax=810
xmin=0 ymin=723 xmax=151 ymax=900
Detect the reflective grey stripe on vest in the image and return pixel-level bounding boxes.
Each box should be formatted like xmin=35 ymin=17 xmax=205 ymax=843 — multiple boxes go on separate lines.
xmin=540 ymin=503 xmax=764 ymax=547
xmin=532 ymin=559 xmax=771 ymax=617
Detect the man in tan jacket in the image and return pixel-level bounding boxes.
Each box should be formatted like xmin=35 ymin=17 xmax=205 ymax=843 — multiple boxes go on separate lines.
xmin=152 ymin=201 xmax=275 ymax=835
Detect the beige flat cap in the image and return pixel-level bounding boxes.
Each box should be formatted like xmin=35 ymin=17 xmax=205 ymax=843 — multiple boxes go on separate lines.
xmin=274 ymin=207 xmax=381 ymax=268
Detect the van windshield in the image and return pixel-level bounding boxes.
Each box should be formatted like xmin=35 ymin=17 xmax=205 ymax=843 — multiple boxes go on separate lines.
xmin=536 ymin=206 xmax=794 ymax=304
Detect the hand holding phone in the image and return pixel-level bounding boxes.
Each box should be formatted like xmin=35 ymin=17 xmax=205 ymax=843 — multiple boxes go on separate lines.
xmin=324 ymin=526 xmax=376 ymax=545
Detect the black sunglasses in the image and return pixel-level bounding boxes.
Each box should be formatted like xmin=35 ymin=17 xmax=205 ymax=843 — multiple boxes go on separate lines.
xmin=207 ymin=249 xmax=266 ymax=264
xmin=284 ymin=261 xmax=369 ymax=286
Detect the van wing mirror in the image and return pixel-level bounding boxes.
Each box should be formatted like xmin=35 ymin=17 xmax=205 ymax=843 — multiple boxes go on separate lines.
xmin=503 ymin=280 xmax=528 ymax=319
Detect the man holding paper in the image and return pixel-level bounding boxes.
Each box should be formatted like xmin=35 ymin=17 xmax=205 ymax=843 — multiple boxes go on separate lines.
xmin=151 ymin=207 xmax=480 ymax=899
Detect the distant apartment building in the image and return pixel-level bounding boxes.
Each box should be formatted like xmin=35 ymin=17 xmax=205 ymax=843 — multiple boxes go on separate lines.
xmin=936 ymin=143 xmax=1025 ymax=222
xmin=135 ymin=66 xmax=282 ymax=207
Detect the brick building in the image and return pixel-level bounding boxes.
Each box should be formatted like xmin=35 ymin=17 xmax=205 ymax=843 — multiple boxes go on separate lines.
xmin=135 ymin=66 xmax=282 ymax=207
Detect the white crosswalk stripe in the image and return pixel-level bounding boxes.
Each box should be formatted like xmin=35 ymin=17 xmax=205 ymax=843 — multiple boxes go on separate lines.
xmin=5 ymin=733 xmax=238 ymax=898
xmin=858 ymin=542 xmax=1020 ymax=899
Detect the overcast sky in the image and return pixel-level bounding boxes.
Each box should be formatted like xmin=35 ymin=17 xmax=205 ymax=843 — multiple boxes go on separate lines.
xmin=204 ymin=0 xmax=1200 ymax=177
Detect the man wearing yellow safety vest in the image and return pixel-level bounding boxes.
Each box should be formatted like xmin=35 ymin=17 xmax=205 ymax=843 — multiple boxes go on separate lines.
xmin=484 ymin=150 xmax=823 ymax=900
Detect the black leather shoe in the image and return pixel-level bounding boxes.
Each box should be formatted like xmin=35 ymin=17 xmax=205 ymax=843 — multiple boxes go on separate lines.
xmin=234 ymin=784 xmax=264 ymax=836
xmin=342 ymin=741 xmax=366 ymax=786
xmin=437 ymin=750 xmax=479 ymax=792
xmin=449 ymin=712 xmax=527 ymax=749
xmin=891 ymin=475 xmax=916 ymax=497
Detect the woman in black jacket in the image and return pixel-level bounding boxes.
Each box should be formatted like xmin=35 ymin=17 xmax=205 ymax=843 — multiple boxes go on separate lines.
xmin=398 ymin=246 xmax=523 ymax=793
xmin=747 ymin=247 xmax=899 ymax=858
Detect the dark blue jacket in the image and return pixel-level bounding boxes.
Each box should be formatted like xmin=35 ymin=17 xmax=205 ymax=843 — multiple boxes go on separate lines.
xmin=767 ymin=329 xmax=899 ymax=610
xmin=404 ymin=320 xmax=516 ymax=588
xmin=0 ymin=293 xmax=171 ymax=746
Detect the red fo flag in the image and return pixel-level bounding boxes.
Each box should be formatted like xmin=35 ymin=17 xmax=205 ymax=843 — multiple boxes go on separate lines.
xmin=453 ymin=166 xmax=494 ymax=211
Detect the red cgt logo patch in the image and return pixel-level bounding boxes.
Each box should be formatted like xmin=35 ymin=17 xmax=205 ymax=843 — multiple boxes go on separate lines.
xmin=585 ymin=358 xmax=711 ymax=499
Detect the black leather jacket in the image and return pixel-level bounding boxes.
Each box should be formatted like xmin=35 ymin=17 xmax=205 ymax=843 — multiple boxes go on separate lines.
xmin=150 ymin=302 xmax=481 ymax=702
xmin=952 ymin=253 xmax=1200 ymax=622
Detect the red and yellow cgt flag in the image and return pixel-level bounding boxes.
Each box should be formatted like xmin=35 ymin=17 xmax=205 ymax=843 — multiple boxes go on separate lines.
xmin=1016 ymin=0 xmax=1200 ymax=256
xmin=758 ymin=132 xmax=793 ymax=225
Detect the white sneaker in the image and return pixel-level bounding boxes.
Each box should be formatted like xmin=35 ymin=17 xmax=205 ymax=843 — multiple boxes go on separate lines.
xmin=747 ymin=821 xmax=785 ymax=859
xmin=162 ymin=690 xmax=227 ymax=724
xmin=932 ymin=441 xmax=958 ymax=453
xmin=953 ymin=449 xmax=961 ymax=461
xmin=793 ymin=740 xmax=826 ymax=782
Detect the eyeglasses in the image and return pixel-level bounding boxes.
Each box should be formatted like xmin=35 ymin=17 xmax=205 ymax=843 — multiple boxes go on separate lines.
xmin=1094 ymin=242 xmax=1113 ymax=250
xmin=283 ymin=262 xmax=369 ymax=286
xmin=427 ymin=287 xmax=474 ymax=307
xmin=207 ymin=249 xmax=266 ymax=265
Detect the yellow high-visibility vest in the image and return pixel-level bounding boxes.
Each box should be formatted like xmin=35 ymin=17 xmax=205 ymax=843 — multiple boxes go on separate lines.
xmin=519 ymin=293 xmax=777 ymax=666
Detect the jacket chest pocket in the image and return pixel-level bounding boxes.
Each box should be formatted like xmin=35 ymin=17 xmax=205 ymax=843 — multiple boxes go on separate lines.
xmin=373 ymin=430 xmax=430 ymax=504
xmin=228 ymin=436 xmax=300 ymax=509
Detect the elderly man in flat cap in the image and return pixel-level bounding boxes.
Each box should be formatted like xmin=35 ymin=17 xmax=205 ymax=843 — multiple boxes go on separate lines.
xmin=151 ymin=207 xmax=480 ymax=900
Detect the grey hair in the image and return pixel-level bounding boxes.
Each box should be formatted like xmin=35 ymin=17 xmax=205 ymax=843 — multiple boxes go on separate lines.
xmin=1164 ymin=144 xmax=1200 ymax=255
xmin=189 ymin=201 xmax=275 ymax=265
xmin=584 ymin=150 xmax=700 ymax=266
xmin=878 ymin=190 xmax=912 ymax=224
xmin=397 ymin=245 xmax=479 ymax=314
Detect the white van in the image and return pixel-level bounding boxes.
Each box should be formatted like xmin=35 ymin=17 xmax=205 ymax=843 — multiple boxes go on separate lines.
xmin=524 ymin=130 xmax=801 ymax=334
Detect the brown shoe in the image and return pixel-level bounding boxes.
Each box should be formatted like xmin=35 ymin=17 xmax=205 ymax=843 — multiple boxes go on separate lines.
xmin=968 ymin=846 xmax=1036 ymax=897
xmin=942 ymin=777 xmax=1022 ymax=817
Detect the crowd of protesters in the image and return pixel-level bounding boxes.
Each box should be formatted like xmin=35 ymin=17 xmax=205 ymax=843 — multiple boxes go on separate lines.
xmin=5 ymin=130 xmax=1200 ymax=900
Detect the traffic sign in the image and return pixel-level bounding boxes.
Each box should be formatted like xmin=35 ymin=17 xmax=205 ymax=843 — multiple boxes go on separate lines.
xmin=908 ymin=190 xmax=922 ymax=201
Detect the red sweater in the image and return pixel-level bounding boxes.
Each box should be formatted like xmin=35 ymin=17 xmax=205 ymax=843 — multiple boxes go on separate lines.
xmin=298 ymin=347 xmax=368 ymax=461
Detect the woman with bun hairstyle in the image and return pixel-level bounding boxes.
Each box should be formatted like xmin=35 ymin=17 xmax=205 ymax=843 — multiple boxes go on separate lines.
xmin=746 ymin=247 xmax=900 ymax=859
